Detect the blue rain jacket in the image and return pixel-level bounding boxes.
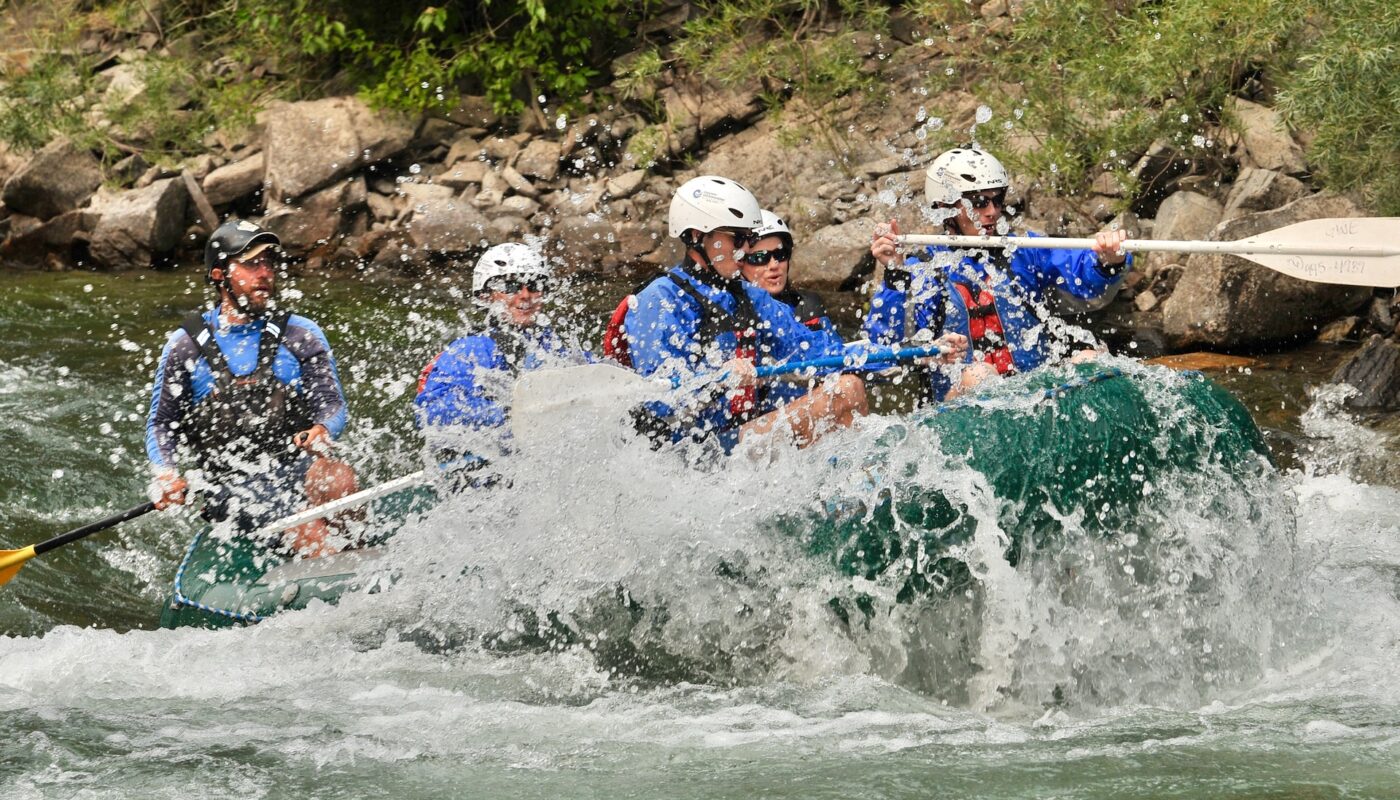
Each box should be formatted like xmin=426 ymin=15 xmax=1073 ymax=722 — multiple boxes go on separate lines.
xmin=863 ymin=232 xmax=1129 ymax=399
xmin=414 ymin=325 xmax=587 ymax=430
xmin=626 ymin=265 xmax=847 ymax=441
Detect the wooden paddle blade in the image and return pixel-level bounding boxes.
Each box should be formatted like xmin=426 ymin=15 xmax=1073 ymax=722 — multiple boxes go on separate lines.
xmin=0 ymin=546 xmax=37 ymax=587
xmin=1236 ymin=217 xmax=1400 ymax=288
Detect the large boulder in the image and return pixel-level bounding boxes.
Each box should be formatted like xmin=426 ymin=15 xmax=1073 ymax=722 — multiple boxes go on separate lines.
xmin=691 ymin=119 xmax=882 ymax=233
xmin=548 ymin=214 xmax=620 ymax=271
xmin=514 ymin=139 xmax=560 ymax=182
xmin=401 ymin=195 xmax=490 ymax=255
xmin=1331 ymin=335 xmax=1400 ymax=410
xmin=1221 ymin=168 xmax=1307 ymax=220
xmin=796 ymin=218 xmax=874 ymax=287
xmin=1145 ymin=190 xmax=1222 ymax=270
xmin=261 ymin=97 xmax=413 ymax=201
xmin=660 ymin=75 xmax=766 ymax=154
xmin=86 ymin=178 xmax=189 ymax=269
xmin=262 ymin=177 xmax=367 ymax=251
xmin=202 ymin=153 xmax=265 ymax=206
xmin=2 ymin=138 xmax=103 ymax=220
xmin=1227 ymin=97 xmax=1307 ymax=175
xmin=1161 ymin=193 xmax=1371 ymax=350
xmin=1 ymin=210 xmax=98 ymax=267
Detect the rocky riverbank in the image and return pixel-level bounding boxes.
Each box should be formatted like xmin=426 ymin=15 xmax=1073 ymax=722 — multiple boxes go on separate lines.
xmin=1 ymin=1 xmax=1397 ymax=405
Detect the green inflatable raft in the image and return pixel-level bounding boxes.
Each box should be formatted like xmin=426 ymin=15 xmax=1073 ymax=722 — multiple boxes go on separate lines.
xmin=159 ymin=483 xmax=437 ymax=629
xmin=775 ymin=364 xmax=1272 ymax=603
xmin=160 ymin=364 xmax=1270 ymax=629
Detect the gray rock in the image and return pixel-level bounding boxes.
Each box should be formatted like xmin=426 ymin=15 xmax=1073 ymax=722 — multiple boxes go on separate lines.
xmin=1161 ymin=193 xmax=1371 ymax=349
xmin=439 ymin=159 xmax=487 ymax=191
xmin=366 ymin=191 xmax=399 ymax=223
xmin=612 ymin=220 xmax=664 ymax=260
xmin=1227 ymin=97 xmax=1307 ymax=175
xmin=473 ymin=169 xmax=508 ymax=210
xmin=444 ymin=135 xmax=483 ymax=167
xmin=2 ymin=138 xmax=103 ymax=220
xmin=796 ymin=218 xmax=874 ymax=287
xmin=480 ymin=136 xmax=520 ymax=163
xmin=261 ymin=97 xmax=412 ymax=201
xmin=514 ymin=139 xmax=560 ymax=182
xmin=486 ymin=195 xmax=540 ymax=220
xmin=1331 ymin=334 xmax=1400 ymax=410
xmin=439 ymin=95 xmax=499 ymax=129
xmin=1316 ymin=315 xmax=1360 ymax=344
xmin=87 ymin=178 xmax=189 ymax=269
xmin=3 ymin=210 xmax=98 ymax=267
xmin=605 ymin=169 xmax=647 ymax=200
xmin=1221 ymin=168 xmax=1308 ymax=220
xmin=487 ymin=215 xmax=529 ymax=241
xmin=1147 ymin=191 xmax=1223 ymax=271
xmin=403 ymin=197 xmax=490 ymax=254
xmin=262 ymin=177 xmax=367 ymax=251
xmin=549 ymin=214 xmax=619 ymax=268
xmin=202 ymin=154 xmax=265 ymax=206
xmin=500 ymin=165 xmax=538 ymax=197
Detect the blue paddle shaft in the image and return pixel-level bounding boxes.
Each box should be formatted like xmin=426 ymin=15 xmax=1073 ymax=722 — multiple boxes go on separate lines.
xmin=754 ymin=345 xmax=946 ymax=379
xmin=673 ymin=345 xmax=947 ymax=388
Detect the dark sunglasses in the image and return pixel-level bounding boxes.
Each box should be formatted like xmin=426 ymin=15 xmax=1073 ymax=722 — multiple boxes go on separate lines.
xmin=963 ymin=190 xmax=1007 ymax=210
xmin=486 ymin=277 xmax=549 ymax=294
xmin=715 ymin=228 xmax=760 ymax=248
xmin=743 ymin=247 xmax=792 ymax=266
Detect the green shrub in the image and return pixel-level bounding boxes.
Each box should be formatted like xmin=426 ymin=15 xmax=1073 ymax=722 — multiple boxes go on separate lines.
xmin=1276 ymin=0 xmax=1400 ymax=213
xmin=965 ymin=0 xmax=1303 ymax=197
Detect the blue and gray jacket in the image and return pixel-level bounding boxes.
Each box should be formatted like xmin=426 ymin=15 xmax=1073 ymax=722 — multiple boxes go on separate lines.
xmin=625 ymin=263 xmax=847 ymax=442
xmin=145 ymin=307 xmax=347 ymax=472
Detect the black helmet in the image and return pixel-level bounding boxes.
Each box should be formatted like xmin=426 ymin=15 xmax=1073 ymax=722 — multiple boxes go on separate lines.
xmin=204 ymin=220 xmax=282 ymax=282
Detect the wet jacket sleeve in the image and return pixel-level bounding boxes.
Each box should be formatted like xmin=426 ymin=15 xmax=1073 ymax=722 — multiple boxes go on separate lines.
xmin=1020 ymin=232 xmax=1132 ymax=300
xmin=751 ymin=288 xmax=845 ymax=366
xmin=863 ymin=283 xmax=908 ymax=345
xmin=144 ymin=330 xmax=197 ymax=470
xmin=414 ymin=339 xmax=508 ymax=430
xmin=284 ymin=318 xmax=348 ymax=438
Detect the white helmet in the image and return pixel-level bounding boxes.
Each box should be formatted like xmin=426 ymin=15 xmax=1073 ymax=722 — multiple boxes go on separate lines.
xmin=668 ymin=175 xmax=764 ymax=240
xmin=471 ymin=242 xmax=550 ymax=296
xmin=924 ymin=147 xmax=1009 ymax=206
xmin=753 ymin=209 xmax=793 ymax=246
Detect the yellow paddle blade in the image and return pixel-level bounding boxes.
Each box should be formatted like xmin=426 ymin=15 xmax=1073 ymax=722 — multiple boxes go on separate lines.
xmin=0 ymin=545 xmax=37 ymax=587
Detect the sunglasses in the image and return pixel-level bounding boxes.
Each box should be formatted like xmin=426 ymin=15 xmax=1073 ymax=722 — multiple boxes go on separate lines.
xmin=714 ymin=228 xmax=760 ymax=248
xmin=486 ymin=277 xmax=549 ymax=294
xmin=743 ymin=248 xmax=792 ymax=266
xmin=963 ymin=190 xmax=1007 ymax=210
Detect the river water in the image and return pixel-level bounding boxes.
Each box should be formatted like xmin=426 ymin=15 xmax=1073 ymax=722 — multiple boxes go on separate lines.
xmin=2 ymin=269 xmax=1398 ymax=798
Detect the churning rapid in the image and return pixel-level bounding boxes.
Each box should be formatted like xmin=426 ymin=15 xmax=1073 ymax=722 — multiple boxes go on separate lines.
xmin=2 ymin=272 xmax=1398 ymax=798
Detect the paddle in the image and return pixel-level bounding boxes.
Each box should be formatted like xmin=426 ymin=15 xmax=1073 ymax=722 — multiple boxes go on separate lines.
xmin=512 ymin=345 xmax=948 ymax=424
xmin=0 ymin=501 xmax=156 ymax=587
xmin=248 ymin=469 xmax=430 ymax=540
xmin=898 ymin=217 xmax=1400 ymax=288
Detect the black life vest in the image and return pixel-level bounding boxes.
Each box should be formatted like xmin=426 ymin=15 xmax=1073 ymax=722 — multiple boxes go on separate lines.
xmin=774 ymin=287 xmax=828 ymax=332
xmin=177 ymin=310 xmax=313 ymax=477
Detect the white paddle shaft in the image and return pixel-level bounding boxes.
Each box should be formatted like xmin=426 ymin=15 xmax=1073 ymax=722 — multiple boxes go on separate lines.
xmin=897 ymin=234 xmax=1400 ymax=259
xmin=251 ymin=469 xmax=428 ymax=538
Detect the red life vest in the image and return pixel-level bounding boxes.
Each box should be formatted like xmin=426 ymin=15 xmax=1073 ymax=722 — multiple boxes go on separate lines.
xmin=602 ymin=296 xmax=634 ymax=367
xmin=952 ymin=282 xmax=1015 ymax=375
xmin=417 ymin=351 xmax=444 ymax=394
